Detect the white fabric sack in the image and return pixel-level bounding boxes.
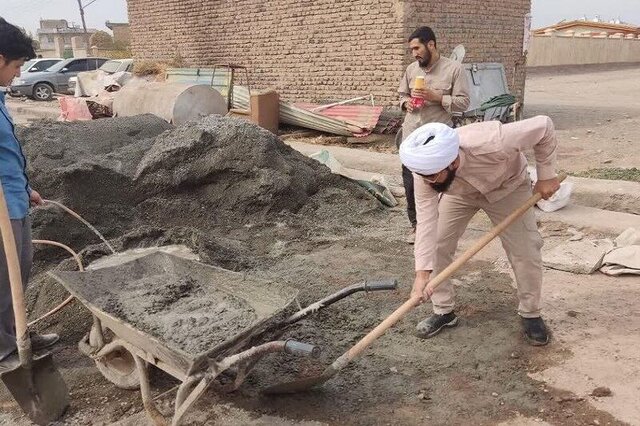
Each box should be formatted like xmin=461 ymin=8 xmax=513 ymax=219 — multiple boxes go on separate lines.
xmin=528 ymin=167 xmax=573 ymax=212
xmin=600 ymin=228 xmax=640 ymax=276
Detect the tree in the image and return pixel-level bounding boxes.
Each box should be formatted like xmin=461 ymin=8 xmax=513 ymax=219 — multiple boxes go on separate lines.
xmin=18 ymin=27 xmax=40 ymax=51
xmin=28 ymin=31 xmax=40 ymax=51
xmin=89 ymin=31 xmax=114 ymax=49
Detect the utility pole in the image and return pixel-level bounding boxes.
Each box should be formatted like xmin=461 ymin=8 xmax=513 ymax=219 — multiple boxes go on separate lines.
xmin=77 ymin=0 xmax=98 ymax=56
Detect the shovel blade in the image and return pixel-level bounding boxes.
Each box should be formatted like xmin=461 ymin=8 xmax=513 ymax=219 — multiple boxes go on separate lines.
xmin=0 ymin=352 xmax=69 ymax=425
xmin=263 ymin=366 xmax=337 ymax=395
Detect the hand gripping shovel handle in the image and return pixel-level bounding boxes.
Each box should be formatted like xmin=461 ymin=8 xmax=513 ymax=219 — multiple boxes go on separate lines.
xmin=0 ymin=181 xmax=32 ymax=368
xmin=265 ymin=173 xmax=566 ymax=393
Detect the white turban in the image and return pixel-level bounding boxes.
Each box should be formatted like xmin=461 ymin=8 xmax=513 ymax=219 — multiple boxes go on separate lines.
xmin=399 ymin=123 xmax=460 ymax=175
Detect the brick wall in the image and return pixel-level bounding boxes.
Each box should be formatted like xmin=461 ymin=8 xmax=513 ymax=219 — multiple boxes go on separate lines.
xmin=127 ymin=0 xmax=530 ymax=105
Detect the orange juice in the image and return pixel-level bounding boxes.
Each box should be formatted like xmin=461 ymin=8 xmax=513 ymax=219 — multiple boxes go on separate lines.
xmin=410 ymin=76 xmax=426 ymax=109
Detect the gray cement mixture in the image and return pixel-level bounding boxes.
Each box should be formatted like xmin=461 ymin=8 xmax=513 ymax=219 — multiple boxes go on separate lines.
xmin=96 ymin=274 xmax=257 ymax=355
xmin=19 ymin=114 xmax=377 ymax=256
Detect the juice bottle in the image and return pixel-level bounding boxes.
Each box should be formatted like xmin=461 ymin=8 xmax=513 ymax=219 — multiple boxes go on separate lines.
xmin=410 ymin=76 xmax=426 ymax=109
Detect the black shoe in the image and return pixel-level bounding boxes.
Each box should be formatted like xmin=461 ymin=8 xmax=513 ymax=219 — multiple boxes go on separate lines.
xmin=30 ymin=333 xmax=60 ymax=351
xmin=521 ymin=317 xmax=549 ymax=346
xmin=416 ymin=312 xmax=458 ymax=339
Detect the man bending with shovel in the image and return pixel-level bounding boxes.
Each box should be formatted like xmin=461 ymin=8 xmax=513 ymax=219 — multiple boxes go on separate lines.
xmin=399 ymin=116 xmax=560 ymax=345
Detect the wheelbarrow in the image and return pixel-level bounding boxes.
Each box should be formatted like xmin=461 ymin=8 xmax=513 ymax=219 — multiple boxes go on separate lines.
xmin=48 ymin=249 xmax=396 ymax=425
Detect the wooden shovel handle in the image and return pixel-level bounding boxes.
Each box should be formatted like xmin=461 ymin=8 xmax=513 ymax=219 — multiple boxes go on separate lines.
xmin=342 ymin=173 xmax=567 ymax=363
xmin=0 ymin=181 xmax=32 ymax=367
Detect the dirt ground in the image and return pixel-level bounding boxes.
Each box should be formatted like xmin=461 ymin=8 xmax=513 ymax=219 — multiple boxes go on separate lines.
xmin=525 ymin=64 xmax=640 ymax=174
xmin=280 ymin=64 xmax=640 ymax=178
xmin=1 ymin=65 xmax=639 ymax=426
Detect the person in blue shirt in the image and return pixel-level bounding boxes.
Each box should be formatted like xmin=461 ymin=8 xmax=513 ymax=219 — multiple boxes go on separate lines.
xmin=0 ymin=17 xmax=59 ymax=366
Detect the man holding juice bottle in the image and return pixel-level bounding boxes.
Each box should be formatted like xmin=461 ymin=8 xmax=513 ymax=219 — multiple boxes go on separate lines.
xmin=398 ymin=26 xmax=470 ymax=244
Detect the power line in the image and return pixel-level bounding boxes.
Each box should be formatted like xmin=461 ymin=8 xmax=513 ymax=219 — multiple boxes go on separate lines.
xmin=82 ymin=0 xmax=100 ymax=9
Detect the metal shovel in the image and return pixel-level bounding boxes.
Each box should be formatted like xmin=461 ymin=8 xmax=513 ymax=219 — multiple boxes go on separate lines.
xmin=0 ymin=182 xmax=69 ymax=425
xmin=264 ymin=174 xmax=566 ymax=394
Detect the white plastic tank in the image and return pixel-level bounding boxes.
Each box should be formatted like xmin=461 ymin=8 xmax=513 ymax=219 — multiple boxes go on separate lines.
xmin=113 ymin=81 xmax=228 ymax=125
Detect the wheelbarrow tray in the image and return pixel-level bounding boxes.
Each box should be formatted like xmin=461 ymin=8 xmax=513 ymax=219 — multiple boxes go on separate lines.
xmin=48 ymin=252 xmax=298 ymax=377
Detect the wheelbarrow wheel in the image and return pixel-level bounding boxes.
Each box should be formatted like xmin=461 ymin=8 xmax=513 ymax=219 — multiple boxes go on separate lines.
xmin=90 ymin=328 xmax=141 ymax=390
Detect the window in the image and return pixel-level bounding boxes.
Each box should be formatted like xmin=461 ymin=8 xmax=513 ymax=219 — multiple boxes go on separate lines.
xmin=65 ymin=59 xmax=89 ymax=72
xmin=94 ymin=59 xmax=108 ymax=69
xmin=99 ymin=60 xmax=121 ymax=73
xmin=40 ymin=60 xmax=61 ymax=69
xmin=20 ymin=60 xmax=36 ymax=72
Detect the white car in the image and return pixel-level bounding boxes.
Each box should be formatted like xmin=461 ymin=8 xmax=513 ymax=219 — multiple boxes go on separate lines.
xmin=68 ymin=59 xmax=134 ymax=94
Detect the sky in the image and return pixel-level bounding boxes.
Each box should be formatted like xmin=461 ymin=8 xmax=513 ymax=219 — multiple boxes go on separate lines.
xmin=0 ymin=0 xmax=639 ymax=36
xmin=530 ymin=0 xmax=640 ymax=28
xmin=0 ymin=0 xmax=128 ymax=35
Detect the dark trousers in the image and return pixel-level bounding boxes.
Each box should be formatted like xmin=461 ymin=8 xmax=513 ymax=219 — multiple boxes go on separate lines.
xmin=402 ymin=165 xmax=416 ymax=228
xmin=0 ymin=217 xmax=32 ymax=360
xmin=396 ymin=128 xmax=416 ymax=228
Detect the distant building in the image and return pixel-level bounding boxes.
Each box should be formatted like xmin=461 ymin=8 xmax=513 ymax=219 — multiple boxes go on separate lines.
xmin=106 ymin=21 xmax=131 ymax=46
xmin=37 ymin=19 xmax=98 ymax=58
xmin=534 ymin=17 xmax=640 ymax=38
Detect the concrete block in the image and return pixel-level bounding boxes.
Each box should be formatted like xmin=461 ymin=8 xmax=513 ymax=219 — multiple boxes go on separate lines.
xmin=543 ymin=239 xmax=614 ymax=274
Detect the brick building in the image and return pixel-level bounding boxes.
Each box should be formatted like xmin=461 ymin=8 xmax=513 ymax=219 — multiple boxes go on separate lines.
xmin=127 ymin=0 xmax=531 ymax=106
xmin=106 ymin=21 xmax=132 ymax=47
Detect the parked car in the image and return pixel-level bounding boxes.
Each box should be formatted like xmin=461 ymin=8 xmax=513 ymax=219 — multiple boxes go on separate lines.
xmin=21 ymin=58 xmax=63 ymax=73
xmin=68 ymin=59 xmax=134 ymax=94
xmin=9 ymin=57 xmax=108 ymax=101
xmin=1 ymin=59 xmax=63 ymax=95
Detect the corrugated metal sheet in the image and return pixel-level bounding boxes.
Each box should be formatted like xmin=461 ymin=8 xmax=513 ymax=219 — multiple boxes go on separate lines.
xmin=165 ymin=68 xmax=381 ymax=136
xmin=166 ymin=68 xmax=233 ymax=99
xmin=293 ymin=103 xmax=383 ymax=136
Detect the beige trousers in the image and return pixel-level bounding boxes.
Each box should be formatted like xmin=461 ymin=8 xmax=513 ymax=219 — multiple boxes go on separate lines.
xmin=431 ymin=179 xmax=544 ymax=318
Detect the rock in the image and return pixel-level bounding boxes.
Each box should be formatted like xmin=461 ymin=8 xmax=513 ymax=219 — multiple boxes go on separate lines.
xmin=417 ymin=391 xmax=430 ymax=401
xmin=567 ymin=310 xmax=579 ymax=318
xmin=491 ymin=392 xmax=499 ymax=397
xmin=602 ymin=159 xmax=613 ymax=164
xmin=389 ymin=367 xmax=398 ymax=373
xmin=542 ymin=239 xmax=614 ymax=274
xmin=587 ymin=129 xmax=593 ymax=134
xmin=593 ymin=420 xmax=600 ymax=426
xmin=389 ymin=185 xmax=406 ymax=198
xmin=590 ymin=386 xmax=612 ymax=397
xmin=568 ymin=232 xmax=584 ymax=242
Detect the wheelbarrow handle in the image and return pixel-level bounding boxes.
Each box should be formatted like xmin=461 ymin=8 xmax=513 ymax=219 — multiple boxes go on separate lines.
xmin=284 ymin=340 xmax=321 ymax=358
xmin=364 ymin=279 xmax=398 ymax=292
xmin=284 ymin=278 xmax=398 ymax=326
